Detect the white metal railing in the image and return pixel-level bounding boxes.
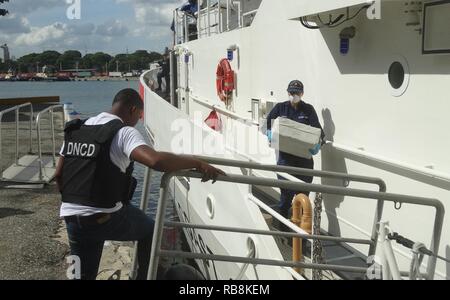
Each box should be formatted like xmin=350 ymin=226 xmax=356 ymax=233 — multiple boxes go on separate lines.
xmin=330 ymin=142 xmax=450 ymax=184
xmin=140 ymin=162 xmax=444 ymax=280
xmin=174 ymin=1 xmax=260 ymax=42
xmin=35 ymin=105 xmax=65 ymax=181
xmin=190 ymin=93 xmax=258 ymax=125
xmin=0 ymin=103 xmax=33 ymax=179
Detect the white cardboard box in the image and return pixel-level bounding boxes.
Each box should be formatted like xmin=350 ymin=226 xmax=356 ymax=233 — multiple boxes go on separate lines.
xmin=272 ymin=117 xmax=321 ymax=159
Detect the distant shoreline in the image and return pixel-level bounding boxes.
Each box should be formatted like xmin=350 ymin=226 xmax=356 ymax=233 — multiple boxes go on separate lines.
xmin=0 ymin=77 xmax=140 ymax=82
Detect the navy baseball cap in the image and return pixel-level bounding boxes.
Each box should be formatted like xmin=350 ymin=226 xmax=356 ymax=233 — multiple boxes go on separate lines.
xmin=287 ymin=80 xmax=304 ymax=93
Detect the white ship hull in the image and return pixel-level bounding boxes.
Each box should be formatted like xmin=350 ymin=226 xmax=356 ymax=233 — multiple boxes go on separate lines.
xmin=142 ymin=0 xmax=450 ymax=280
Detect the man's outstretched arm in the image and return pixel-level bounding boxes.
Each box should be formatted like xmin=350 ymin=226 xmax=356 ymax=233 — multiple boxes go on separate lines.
xmin=130 ymin=145 xmax=225 ymax=183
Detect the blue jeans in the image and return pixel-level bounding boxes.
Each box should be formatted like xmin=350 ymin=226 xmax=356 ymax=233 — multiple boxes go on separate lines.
xmin=65 ymin=205 xmax=155 ymax=280
xmin=277 ymin=155 xmax=314 ymax=218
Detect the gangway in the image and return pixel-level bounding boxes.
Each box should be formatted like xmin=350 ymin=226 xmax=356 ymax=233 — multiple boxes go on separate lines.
xmin=0 ymin=104 xmax=64 ymax=184
xmin=131 ymin=156 xmax=444 ymax=280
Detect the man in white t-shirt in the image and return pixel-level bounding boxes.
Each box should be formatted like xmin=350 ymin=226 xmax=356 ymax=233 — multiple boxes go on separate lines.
xmin=55 ymin=88 xmax=224 ymax=280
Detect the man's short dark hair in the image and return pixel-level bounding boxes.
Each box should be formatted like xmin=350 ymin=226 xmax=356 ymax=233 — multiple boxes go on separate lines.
xmin=112 ymin=89 xmax=143 ymax=110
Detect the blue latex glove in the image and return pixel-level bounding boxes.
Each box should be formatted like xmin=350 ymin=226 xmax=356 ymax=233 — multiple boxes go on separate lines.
xmin=309 ymin=143 xmax=321 ymax=156
xmin=266 ymin=130 xmax=272 ymax=143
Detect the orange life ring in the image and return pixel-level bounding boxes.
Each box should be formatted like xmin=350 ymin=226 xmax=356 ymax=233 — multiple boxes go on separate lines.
xmin=216 ymin=58 xmax=235 ymax=102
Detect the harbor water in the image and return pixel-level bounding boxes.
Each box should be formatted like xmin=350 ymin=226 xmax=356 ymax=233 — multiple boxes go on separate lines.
xmin=0 ymin=80 xmax=166 ymax=215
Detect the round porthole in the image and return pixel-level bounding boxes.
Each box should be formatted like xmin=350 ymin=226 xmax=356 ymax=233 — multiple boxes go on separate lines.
xmin=387 ymin=56 xmax=410 ymax=97
xmin=389 ymin=62 xmax=405 ymax=89
xmin=206 ymin=195 xmax=215 ymax=219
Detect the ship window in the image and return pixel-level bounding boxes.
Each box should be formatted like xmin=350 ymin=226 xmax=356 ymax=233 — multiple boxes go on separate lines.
xmin=388 ymin=61 xmax=405 ymax=90
xmin=387 ymin=55 xmax=410 ymax=97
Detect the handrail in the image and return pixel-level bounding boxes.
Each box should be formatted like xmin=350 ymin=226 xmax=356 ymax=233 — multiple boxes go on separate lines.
xmin=165 ymin=221 xmax=373 ymax=245
xmin=36 ymin=104 xmax=65 ymax=181
xmin=146 ymin=165 xmax=444 ymax=280
xmin=191 ymin=93 xmax=258 ymax=125
xmin=194 ymin=153 xmax=387 ymax=257
xmin=194 ymin=155 xmax=387 ymax=190
xmin=331 ymin=142 xmax=450 ymax=184
xmin=0 ymin=103 xmax=33 ymax=179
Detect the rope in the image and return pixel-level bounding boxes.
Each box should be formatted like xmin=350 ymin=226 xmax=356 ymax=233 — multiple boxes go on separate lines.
xmin=312 ymin=193 xmax=324 ymax=280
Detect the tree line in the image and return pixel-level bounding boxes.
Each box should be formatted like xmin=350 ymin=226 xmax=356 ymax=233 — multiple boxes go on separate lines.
xmin=0 ymin=50 xmax=164 ymax=73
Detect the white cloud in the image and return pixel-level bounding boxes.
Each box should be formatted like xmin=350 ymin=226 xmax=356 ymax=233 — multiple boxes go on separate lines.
xmin=15 ymin=23 xmax=67 ymax=47
xmin=6 ymin=0 xmax=66 ymax=15
xmin=1 ymin=0 xmax=181 ymax=57
xmin=0 ymin=14 xmax=31 ymax=34
xmin=96 ymin=20 xmax=129 ymax=36
xmin=117 ymin=0 xmax=184 ymax=25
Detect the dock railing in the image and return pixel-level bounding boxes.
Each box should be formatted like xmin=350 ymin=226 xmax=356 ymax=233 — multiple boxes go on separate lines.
xmin=35 ymin=104 xmax=65 ymax=181
xmin=131 ymin=156 xmax=444 ymax=280
xmin=0 ymin=103 xmax=33 ymax=179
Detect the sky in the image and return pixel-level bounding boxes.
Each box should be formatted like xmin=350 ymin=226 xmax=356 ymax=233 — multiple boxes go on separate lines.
xmin=0 ymin=0 xmax=186 ymax=58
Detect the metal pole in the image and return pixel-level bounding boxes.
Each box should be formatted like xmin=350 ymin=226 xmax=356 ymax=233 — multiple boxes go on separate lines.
xmin=29 ymin=105 xmax=33 ymax=154
xmin=379 ymin=222 xmax=402 ymax=280
xmin=207 ymin=0 xmax=211 ymax=36
xmin=173 ymin=10 xmax=177 ymax=45
xmin=169 ymin=51 xmax=175 ymax=106
xmin=130 ymin=167 xmax=152 ymax=280
xmin=147 ymin=173 xmax=172 ymax=280
xmin=218 ymin=0 xmax=222 ymax=33
xmin=369 ymin=198 xmax=385 ymax=257
xmin=234 ymin=1 xmax=242 ymax=28
xmin=36 ymin=113 xmax=43 ymax=181
xmin=160 ymin=250 xmax=369 ymax=274
xmin=0 ymin=122 xmax=3 ymax=179
xmin=184 ymin=14 xmax=188 ymax=43
xmin=193 ymin=155 xmax=387 ymax=190
xmin=166 ymin=221 xmax=373 ymax=245
xmin=184 ymin=52 xmax=190 ymax=115
xmin=227 ymin=0 xmax=230 ymax=31
xmin=197 ymin=2 xmax=201 ymax=38
xmin=15 ymin=109 xmax=19 ymax=166
xmin=50 ymin=109 xmax=56 ymax=167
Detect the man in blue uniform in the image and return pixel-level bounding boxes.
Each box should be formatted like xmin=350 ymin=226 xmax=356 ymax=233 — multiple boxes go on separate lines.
xmin=266 ymin=80 xmax=325 ymax=218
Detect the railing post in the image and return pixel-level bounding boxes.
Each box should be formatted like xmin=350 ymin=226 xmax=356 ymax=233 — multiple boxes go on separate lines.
xmin=29 ymin=105 xmax=34 ymax=154
xmin=226 ymin=0 xmax=230 ymax=31
xmin=368 ymin=181 xmax=386 ymax=258
xmin=184 ymin=14 xmax=188 ymax=43
xmin=173 ymin=9 xmax=178 ymax=45
xmin=0 ymin=119 xmax=3 ymax=180
xmin=36 ymin=113 xmax=43 ymax=181
xmin=15 ymin=108 xmax=19 ymax=166
xmin=50 ymin=109 xmax=56 ymax=167
xmin=147 ymin=173 xmax=172 ymax=280
xmin=130 ymin=167 xmax=152 ymax=279
xmin=218 ymin=1 xmax=222 ymax=33
xmin=207 ymin=0 xmax=211 ymax=36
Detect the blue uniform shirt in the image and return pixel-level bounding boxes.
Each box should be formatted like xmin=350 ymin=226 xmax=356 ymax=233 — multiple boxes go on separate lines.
xmin=267 ymin=100 xmax=325 ymax=166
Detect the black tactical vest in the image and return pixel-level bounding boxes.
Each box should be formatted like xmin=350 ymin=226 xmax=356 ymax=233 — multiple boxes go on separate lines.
xmin=61 ymin=119 xmax=136 ymax=208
